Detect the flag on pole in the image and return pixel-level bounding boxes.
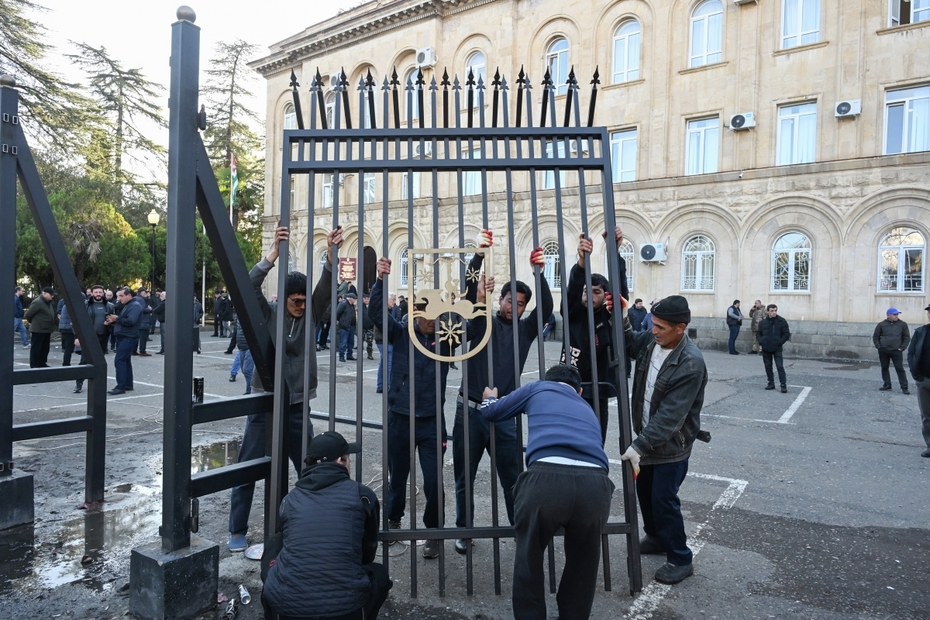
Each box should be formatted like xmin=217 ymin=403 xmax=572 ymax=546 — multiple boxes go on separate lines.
xmin=230 ymin=153 xmax=239 ymax=209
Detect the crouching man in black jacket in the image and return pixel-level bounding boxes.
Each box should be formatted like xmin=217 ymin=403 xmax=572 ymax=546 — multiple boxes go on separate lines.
xmin=262 ymin=432 xmax=392 ymax=620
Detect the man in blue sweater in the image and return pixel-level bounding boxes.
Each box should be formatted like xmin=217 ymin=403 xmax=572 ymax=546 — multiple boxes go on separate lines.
xmin=480 ymin=364 xmax=614 ymax=620
xmin=370 ymin=256 xmax=456 ymax=560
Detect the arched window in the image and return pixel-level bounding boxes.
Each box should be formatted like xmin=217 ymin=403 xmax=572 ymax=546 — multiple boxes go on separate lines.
xmin=681 ymin=235 xmax=716 ymax=291
xmin=612 ymin=20 xmax=641 ymax=84
xmin=466 ymin=51 xmax=486 ymax=86
xmin=325 ymin=92 xmax=336 ymax=128
xmin=879 ymin=227 xmax=925 ymax=292
xmin=318 ymin=250 xmax=329 ymax=276
xmin=545 ymin=38 xmax=569 ymax=96
xmin=284 ymin=103 xmax=297 ymax=130
xmin=543 ymin=241 xmax=561 ymax=287
xmin=772 ymin=232 xmax=811 ymax=291
xmin=619 ymin=239 xmax=635 ymax=292
xmin=690 ymin=0 xmax=723 ymax=68
xmin=404 ymin=68 xmax=421 ymax=121
xmin=399 ymin=247 xmax=410 ymax=287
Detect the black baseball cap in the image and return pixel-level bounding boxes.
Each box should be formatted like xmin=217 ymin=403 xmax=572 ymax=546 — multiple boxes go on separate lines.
xmin=308 ymin=431 xmax=361 ymax=462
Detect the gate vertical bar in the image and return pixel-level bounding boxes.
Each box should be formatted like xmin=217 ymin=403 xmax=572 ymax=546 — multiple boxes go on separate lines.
xmin=0 ymin=77 xmax=17 ymax=486
xmin=162 ymin=10 xmax=200 ymax=552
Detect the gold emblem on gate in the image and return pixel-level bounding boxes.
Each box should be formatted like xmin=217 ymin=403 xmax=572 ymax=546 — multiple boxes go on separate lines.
xmin=408 ymin=247 xmax=492 ymax=363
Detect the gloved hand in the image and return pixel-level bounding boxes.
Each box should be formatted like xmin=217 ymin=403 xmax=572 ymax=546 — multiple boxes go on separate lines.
xmin=529 ymin=246 xmax=544 ymax=268
xmin=479 ymin=229 xmax=494 ymax=248
xmin=621 ymin=445 xmax=641 ymax=479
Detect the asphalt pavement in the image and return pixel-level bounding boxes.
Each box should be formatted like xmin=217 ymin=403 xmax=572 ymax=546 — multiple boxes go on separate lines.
xmin=2 ymin=330 xmax=929 ymax=619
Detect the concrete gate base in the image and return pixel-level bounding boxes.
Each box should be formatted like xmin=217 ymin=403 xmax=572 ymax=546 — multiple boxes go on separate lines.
xmin=0 ymin=470 xmax=34 ymax=531
xmin=129 ymin=535 xmax=219 ymax=620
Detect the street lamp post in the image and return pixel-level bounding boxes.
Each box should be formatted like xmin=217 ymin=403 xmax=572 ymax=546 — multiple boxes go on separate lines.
xmin=147 ymin=209 xmax=160 ymax=290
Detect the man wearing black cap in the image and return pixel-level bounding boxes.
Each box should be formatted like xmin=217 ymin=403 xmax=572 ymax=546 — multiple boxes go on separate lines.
xmin=620 ymin=295 xmax=707 ymax=585
xmin=262 ymin=431 xmax=392 ymax=620
xmin=907 ymin=303 xmax=930 ymax=458
xmin=336 ymin=292 xmax=358 ymax=362
xmin=24 ymin=286 xmax=57 ymax=368
xmin=874 ymin=308 xmax=910 ymax=394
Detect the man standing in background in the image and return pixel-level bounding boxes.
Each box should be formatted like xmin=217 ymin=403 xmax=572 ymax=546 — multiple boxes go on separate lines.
xmin=873 ymin=308 xmax=910 ymax=394
xmin=748 ymin=299 xmax=764 ymax=354
xmin=14 ymin=286 xmax=30 ymax=347
xmin=25 ymin=287 xmax=57 ymax=368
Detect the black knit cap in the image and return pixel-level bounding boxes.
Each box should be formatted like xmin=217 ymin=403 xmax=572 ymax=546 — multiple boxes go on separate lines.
xmin=651 ymin=295 xmax=691 ymax=325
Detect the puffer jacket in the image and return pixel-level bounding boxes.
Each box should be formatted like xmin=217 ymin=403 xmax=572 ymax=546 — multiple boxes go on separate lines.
xmin=262 ymin=462 xmax=378 ymax=618
xmin=758 ymin=315 xmax=791 ymax=352
xmin=626 ymin=329 xmax=707 ymax=465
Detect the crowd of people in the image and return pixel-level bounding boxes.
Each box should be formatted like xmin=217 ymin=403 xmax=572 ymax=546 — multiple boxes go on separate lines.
xmin=13 ymin=222 xmax=930 ymax=620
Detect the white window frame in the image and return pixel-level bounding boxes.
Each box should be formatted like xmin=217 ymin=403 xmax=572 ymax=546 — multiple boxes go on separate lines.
xmin=777 ymin=102 xmax=817 ymax=165
xmin=399 ymin=247 xmax=410 ymax=288
xmin=404 ymin=68 xmax=421 ymax=121
xmin=612 ymin=20 xmax=641 ymax=84
xmin=463 ymin=148 xmax=483 ymax=196
xmin=544 ymin=141 xmax=567 ymax=189
xmin=782 ymin=0 xmax=821 ymax=49
xmin=606 ymin=239 xmax=635 ymax=293
xmin=690 ymin=0 xmax=723 ymax=68
xmin=546 ymin=38 xmax=570 ymax=96
xmin=878 ymin=227 xmax=925 ymax=293
xmin=883 ymin=86 xmax=930 ymax=155
xmin=284 ymin=104 xmax=297 ymax=130
xmin=681 ymin=235 xmax=716 ymax=291
xmin=466 ymin=51 xmax=487 ymax=86
xmin=322 ymin=173 xmax=334 ymax=209
xmin=686 ymin=117 xmax=719 ymax=175
xmin=890 ymin=0 xmax=930 ymax=27
xmin=401 ymin=171 xmax=421 ymax=200
xmin=325 ymin=92 xmax=336 ymax=128
xmin=288 ymin=174 xmax=296 ymax=208
xmin=542 ymin=242 xmax=561 ymax=288
xmin=771 ymin=232 xmax=812 ymax=292
xmin=363 ymin=173 xmax=376 ymax=204
xmin=610 ymin=129 xmax=637 ymax=182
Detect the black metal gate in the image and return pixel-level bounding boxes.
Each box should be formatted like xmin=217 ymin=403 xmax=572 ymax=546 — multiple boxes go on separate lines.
xmin=0 ymin=75 xmax=109 ymax=525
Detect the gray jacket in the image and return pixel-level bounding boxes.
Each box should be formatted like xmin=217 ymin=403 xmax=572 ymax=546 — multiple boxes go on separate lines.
xmin=872 ymin=319 xmax=910 ymax=351
xmin=626 ymin=329 xmax=708 ymax=466
xmin=249 ymin=257 xmax=333 ymax=402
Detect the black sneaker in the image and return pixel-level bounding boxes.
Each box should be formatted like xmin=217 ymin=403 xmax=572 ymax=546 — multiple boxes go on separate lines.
xmin=922 ymin=449 xmax=930 ymax=458
xmin=229 ymin=376 xmax=236 ymax=382
xmin=765 ymin=384 xmax=775 ymax=390
xmin=902 ymin=388 xmax=910 ymax=395
xmin=638 ymin=535 xmax=665 ymax=555
xmin=879 ymin=385 xmax=892 ymax=391
xmin=423 ymin=539 xmax=441 ymax=559
xmin=655 ymin=562 xmax=693 ymax=584
xmin=780 ymin=385 xmax=788 ymax=393
xmin=454 ymin=538 xmax=473 ymax=555
xmin=388 ymin=520 xmax=401 ymax=546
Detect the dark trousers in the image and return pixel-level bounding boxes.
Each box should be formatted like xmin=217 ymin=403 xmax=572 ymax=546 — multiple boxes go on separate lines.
xmin=226 ymin=326 xmax=237 ymax=353
xmin=918 ymin=380 xmax=930 ymax=449
xmin=387 ymin=411 xmax=446 ymax=528
xmin=60 ymin=329 xmax=75 ymax=366
xmin=228 ymin=406 xmax=313 ymax=536
xmin=158 ymin=323 xmax=165 ymax=353
xmin=375 ymin=343 xmax=392 ymax=391
xmin=727 ymin=324 xmax=740 ymax=353
xmin=114 ymin=336 xmax=138 ymax=390
xmin=137 ymin=328 xmax=149 ymax=354
xmin=316 ymin=320 xmax=330 ymax=349
xmin=511 ymin=462 xmax=614 ymax=620
xmin=364 ymin=328 xmax=374 ymax=358
xmin=213 ymin=314 xmax=222 ymax=336
xmin=29 ymin=332 xmax=51 ymax=368
xmin=878 ymin=348 xmax=908 ymax=390
xmin=453 ymin=401 xmax=519 ymax=527
xmin=262 ymin=563 xmax=391 ymax=620
xmin=338 ymin=326 xmax=356 ymax=359
xmin=76 ymin=332 xmax=110 ymax=390
xmin=762 ymin=349 xmax=787 ymax=387
xmin=636 ymin=459 xmax=692 ymax=566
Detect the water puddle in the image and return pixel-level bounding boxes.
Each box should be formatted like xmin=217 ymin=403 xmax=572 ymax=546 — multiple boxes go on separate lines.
xmin=191 ymin=438 xmax=240 ymax=474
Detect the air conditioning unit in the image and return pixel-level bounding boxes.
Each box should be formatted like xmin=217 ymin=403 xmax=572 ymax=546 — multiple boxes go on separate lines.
xmin=835 ymin=99 xmax=861 ymax=118
xmin=733 ymin=0 xmax=758 ymax=5
xmin=639 ymin=243 xmax=667 ymax=263
xmin=729 ymin=112 xmax=756 ymax=131
xmin=328 ymin=72 xmax=342 ymax=90
xmin=416 ymin=46 xmax=436 ymax=68
xmin=413 ymin=143 xmax=433 ymax=159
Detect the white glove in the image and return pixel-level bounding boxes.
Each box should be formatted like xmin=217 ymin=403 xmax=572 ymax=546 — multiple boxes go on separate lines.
xmin=621 ymin=445 xmax=641 ymax=478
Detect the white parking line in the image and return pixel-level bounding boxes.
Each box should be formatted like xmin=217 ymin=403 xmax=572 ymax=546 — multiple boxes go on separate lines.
xmin=777 ymin=386 xmax=811 ymax=424
xmin=614 ymin=470 xmax=748 ymax=619
xmin=703 ymin=385 xmax=812 ymax=425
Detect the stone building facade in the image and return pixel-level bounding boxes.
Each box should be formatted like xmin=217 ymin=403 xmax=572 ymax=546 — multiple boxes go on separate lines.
xmin=251 ymin=0 xmax=930 ymax=358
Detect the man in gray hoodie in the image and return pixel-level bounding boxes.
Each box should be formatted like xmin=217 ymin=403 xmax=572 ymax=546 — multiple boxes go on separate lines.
xmin=227 ymin=224 xmax=343 ymax=552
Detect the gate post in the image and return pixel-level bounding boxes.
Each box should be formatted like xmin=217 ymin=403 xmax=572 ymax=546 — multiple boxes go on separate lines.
xmin=129 ymin=8 xmax=218 ymax=620
xmin=0 ymin=75 xmax=35 ymax=531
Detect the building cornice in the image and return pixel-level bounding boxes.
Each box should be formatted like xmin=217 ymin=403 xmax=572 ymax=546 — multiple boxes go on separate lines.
xmin=249 ymin=0 xmax=502 ymax=77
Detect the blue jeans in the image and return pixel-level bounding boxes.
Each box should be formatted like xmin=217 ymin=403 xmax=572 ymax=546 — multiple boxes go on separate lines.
xmin=375 ymin=342 xmax=392 ymax=391
xmin=339 ymin=326 xmax=355 ymax=359
xmin=728 ymin=324 xmax=740 ymax=353
xmin=636 ymin=459 xmax=692 ymax=566
xmin=453 ymin=401 xmax=520 ymax=527
xmin=14 ymin=318 xmax=29 ymax=345
xmin=387 ymin=411 xmax=447 ymax=528
xmin=228 ymin=405 xmax=313 ymax=536
xmin=114 ymin=336 xmax=138 ymax=390
xmin=230 ymin=350 xmax=254 ymax=393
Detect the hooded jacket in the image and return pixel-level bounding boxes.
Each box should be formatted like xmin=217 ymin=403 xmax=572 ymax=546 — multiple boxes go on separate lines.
xmin=24 ymin=296 xmax=57 ymax=333
xmin=758 ymin=314 xmax=791 ymax=353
